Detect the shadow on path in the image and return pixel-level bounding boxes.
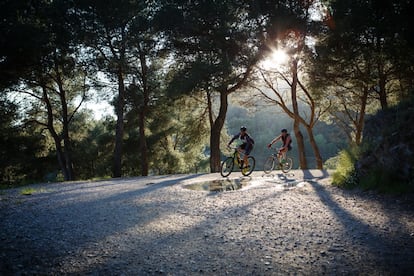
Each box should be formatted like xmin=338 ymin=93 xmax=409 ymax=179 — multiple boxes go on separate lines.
xmin=304 ymin=170 xmax=414 ymax=274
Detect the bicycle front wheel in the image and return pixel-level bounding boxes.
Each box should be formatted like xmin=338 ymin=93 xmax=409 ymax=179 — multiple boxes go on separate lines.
xmin=281 ymin=157 xmax=293 ymax=173
xmin=241 ymin=156 xmax=255 ymax=176
xmin=263 ymin=156 xmax=275 ymax=174
xmin=220 ymin=157 xmax=234 ymax=177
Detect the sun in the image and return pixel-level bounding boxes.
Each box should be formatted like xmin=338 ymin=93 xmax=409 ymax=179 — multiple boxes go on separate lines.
xmin=260 ymin=49 xmax=289 ymax=70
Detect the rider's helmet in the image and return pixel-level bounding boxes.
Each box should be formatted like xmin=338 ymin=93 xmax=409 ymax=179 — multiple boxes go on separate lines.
xmin=240 ymin=126 xmax=247 ymax=131
xmin=281 ymin=129 xmax=287 ymax=133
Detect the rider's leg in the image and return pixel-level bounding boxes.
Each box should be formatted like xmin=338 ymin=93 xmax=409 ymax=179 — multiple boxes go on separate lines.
xmin=243 ymin=145 xmax=252 ymax=168
xmin=243 ymin=153 xmax=248 ymax=167
xmin=278 ymin=147 xmax=287 ymax=162
xmin=236 ymin=147 xmax=242 ymax=157
xmin=237 ymin=145 xmax=244 ymax=159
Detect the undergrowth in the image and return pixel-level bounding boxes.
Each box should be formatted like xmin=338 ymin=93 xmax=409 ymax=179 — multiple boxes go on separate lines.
xmin=19 ymin=187 xmax=48 ymax=195
xmin=358 ymin=168 xmax=414 ymax=194
xmin=331 ymin=96 xmax=414 ymax=194
xmin=331 ymin=147 xmax=360 ymax=189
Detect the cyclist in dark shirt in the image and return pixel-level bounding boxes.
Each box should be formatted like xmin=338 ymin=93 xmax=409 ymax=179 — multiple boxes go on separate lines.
xmin=228 ymin=126 xmax=254 ymax=168
xmin=267 ymin=129 xmax=292 ymax=158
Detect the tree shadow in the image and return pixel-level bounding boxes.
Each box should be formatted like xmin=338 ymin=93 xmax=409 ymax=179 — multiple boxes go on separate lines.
xmin=2 ymin=172 xmax=413 ymax=275
xmin=305 ymin=170 xmax=414 ymax=274
xmin=0 ymin=174 xmax=203 ymax=274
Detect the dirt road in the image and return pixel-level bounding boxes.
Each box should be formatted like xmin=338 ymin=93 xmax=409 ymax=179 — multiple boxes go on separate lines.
xmin=1 ymin=170 xmax=413 ymax=275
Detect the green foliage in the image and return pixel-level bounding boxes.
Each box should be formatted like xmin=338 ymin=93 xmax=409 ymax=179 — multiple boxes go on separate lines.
xmin=121 ymin=93 xmax=210 ymax=176
xmin=354 ymin=95 xmax=414 ymax=193
xmin=167 ymin=61 xmax=217 ymax=98
xmin=358 ymin=168 xmax=414 ymax=194
xmin=331 ymin=147 xmax=360 ymax=188
xmin=0 ymin=96 xmax=51 ymax=187
xmin=2 ymin=0 xmax=412 ymax=186
xmin=324 ymin=154 xmax=341 ymax=170
xmin=71 ymin=114 xmax=114 ymax=179
xmin=310 ymin=0 xmax=414 ymax=146
xmin=331 ymin=95 xmax=414 ymax=193
xmin=19 ymin=187 xmax=48 ymax=196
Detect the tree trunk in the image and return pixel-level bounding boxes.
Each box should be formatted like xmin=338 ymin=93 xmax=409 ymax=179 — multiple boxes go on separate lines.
xmin=291 ymin=59 xmax=308 ymax=169
xmin=138 ymin=52 xmax=149 ymax=176
xmin=376 ymin=54 xmax=388 ymax=110
xmin=113 ymin=69 xmax=125 ymax=178
xmin=305 ymin=126 xmax=323 ymax=169
xmin=355 ymin=87 xmax=369 ymax=145
xmin=53 ymin=136 xmax=69 ymax=180
xmin=138 ymin=111 xmax=148 ymax=176
xmin=378 ymin=74 xmax=388 ymax=110
xmin=293 ymin=121 xmax=307 ymax=169
xmin=56 ymin=71 xmax=75 ymax=180
xmin=62 ymin=110 xmax=75 ymax=180
xmin=42 ymin=85 xmax=71 ymax=180
xmin=209 ymin=91 xmax=228 ymax=172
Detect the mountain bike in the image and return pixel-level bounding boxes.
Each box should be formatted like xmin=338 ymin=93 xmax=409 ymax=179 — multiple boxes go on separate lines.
xmin=263 ymin=147 xmax=293 ymax=174
xmin=220 ymin=147 xmax=256 ymax=177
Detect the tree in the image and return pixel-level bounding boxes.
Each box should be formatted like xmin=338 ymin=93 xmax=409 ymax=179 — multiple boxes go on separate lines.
xmin=313 ymin=0 xmax=414 ymax=123
xmin=2 ymin=0 xmax=89 ymax=181
xmin=70 ymin=112 xmax=114 ymax=179
xmin=162 ymin=0 xmax=310 ymax=172
xmin=0 ymin=0 xmax=45 ymax=89
xmin=251 ymin=0 xmax=327 ymax=169
xmin=0 ymin=96 xmax=45 ymax=186
xmin=132 ymin=94 xmax=210 ymax=175
xmin=254 ymin=57 xmax=327 ymax=169
xmin=76 ymin=0 xmax=144 ymax=177
xmin=77 ymin=0 xmax=169 ymax=177
xmin=161 ymin=1 xmax=261 ymax=172
xmin=124 ymin=38 xmax=168 ymax=176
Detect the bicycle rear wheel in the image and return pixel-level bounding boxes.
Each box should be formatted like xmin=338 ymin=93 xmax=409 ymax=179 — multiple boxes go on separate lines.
xmin=281 ymin=157 xmax=293 ymax=173
xmin=241 ymin=156 xmax=255 ymax=176
xmin=263 ymin=156 xmax=275 ymax=174
xmin=220 ymin=157 xmax=234 ymax=177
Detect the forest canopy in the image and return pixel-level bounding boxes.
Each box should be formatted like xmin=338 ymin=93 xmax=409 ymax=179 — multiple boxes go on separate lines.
xmin=1 ymin=0 xmax=413 ymax=190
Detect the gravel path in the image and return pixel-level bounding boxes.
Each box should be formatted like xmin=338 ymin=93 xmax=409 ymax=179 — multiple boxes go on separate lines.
xmin=1 ymin=170 xmax=414 ymax=275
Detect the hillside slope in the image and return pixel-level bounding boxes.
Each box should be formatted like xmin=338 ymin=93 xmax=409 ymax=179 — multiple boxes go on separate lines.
xmin=356 ymin=97 xmax=414 ymax=192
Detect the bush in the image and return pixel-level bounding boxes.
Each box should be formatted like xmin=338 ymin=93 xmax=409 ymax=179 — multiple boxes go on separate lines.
xmin=354 ymin=96 xmax=414 ymax=193
xmin=331 ymin=147 xmax=360 ymax=189
xmin=359 ymin=168 xmax=414 ymax=194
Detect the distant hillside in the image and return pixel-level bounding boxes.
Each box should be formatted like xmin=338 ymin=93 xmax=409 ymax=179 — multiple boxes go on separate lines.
xmin=356 ymin=97 xmax=414 ymax=193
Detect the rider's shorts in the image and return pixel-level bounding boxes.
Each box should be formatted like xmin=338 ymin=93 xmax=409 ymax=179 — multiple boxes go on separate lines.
xmin=240 ymin=143 xmax=253 ymax=155
xmin=279 ymin=145 xmax=292 ymax=153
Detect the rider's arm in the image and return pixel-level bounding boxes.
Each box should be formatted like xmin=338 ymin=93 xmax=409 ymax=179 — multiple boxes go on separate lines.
xmin=227 ymin=134 xmax=239 ymax=146
xmin=268 ymin=135 xmax=281 ymax=147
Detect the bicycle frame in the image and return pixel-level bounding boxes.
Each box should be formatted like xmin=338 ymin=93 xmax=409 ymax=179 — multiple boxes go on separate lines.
xmin=220 ymin=147 xmax=256 ymax=177
xmin=270 ymin=146 xmax=288 ymax=161
xmin=264 ymin=146 xmax=293 ymax=174
xmin=231 ymin=147 xmax=244 ymax=168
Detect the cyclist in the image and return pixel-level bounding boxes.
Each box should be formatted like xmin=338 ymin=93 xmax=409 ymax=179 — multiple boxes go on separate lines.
xmin=227 ymin=126 xmax=254 ymax=168
xmin=267 ymin=129 xmax=292 ymax=158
